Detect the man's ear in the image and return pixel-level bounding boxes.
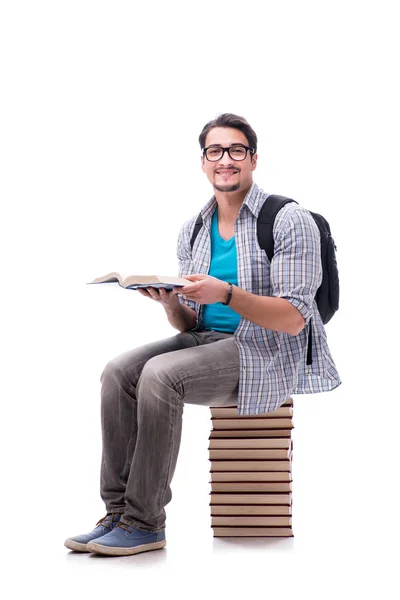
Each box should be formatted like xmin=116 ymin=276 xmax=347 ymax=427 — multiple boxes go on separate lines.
xmin=251 ymin=152 xmax=258 ymax=172
xmin=201 ymin=155 xmax=206 ymax=173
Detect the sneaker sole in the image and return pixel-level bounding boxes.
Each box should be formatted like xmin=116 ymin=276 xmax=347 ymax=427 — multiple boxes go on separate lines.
xmin=64 ymin=539 xmax=89 ymax=552
xmin=86 ymin=539 xmax=166 ymax=556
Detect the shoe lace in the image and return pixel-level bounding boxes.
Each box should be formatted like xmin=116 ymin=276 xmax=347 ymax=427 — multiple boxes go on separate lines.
xmin=116 ymin=521 xmax=132 ymax=532
xmin=96 ymin=512 xmax=121 ymax=529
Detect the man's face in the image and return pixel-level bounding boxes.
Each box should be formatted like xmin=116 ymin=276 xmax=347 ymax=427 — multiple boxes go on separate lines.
xmin=201 ymin=127 xmax=257 ymax=194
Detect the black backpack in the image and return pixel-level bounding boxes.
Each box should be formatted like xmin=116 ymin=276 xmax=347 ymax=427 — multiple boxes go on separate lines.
xmin=190 ymin=194 xmax=339 ymax=364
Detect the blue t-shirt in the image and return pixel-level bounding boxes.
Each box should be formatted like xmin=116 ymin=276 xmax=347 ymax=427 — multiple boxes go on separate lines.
xmin=202 ymin=207 xmax=241 ymax=333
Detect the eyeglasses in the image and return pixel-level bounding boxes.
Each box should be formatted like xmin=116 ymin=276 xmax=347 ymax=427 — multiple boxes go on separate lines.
xmin=202 ymin=145 xmax=255 ymax=162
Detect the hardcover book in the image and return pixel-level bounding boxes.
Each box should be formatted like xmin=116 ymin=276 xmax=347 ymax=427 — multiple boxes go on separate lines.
xmin=210 ymin=471 xmax=292 ymax=482
xmin=211 ymin=505 xmax=292 ymax=516
xmin=209 ymin=438 xmax=291 ymax=449
xmin=209 ymin=448 xmax=292 ymax=460
xmin=210 ymin=418 xmax=294 ymax=430
xmin=210 ymin=482 xmax=292 ymax=493
xmin=210 ymin=493 xmax=292 ymax=504
xmin=212 ymin=527 xmax=293 ymax=537
xmin=211 ymin=516 xmax=292 ymax=527
xmin=210 ymin=406 xmax=293 ymax=419
xmin=210 ymin=429 xmax=293 ymax=438
xmin=89 ymin=272 xmax=191 ymax=290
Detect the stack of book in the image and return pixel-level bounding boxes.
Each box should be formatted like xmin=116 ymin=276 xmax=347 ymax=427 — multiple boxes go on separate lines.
xmin=209 ymin=398 xmax=294 ymax=537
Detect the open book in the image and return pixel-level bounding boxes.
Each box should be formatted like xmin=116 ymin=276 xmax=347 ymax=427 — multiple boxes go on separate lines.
xmin=88 ymin=272 xmax=192 ymax=290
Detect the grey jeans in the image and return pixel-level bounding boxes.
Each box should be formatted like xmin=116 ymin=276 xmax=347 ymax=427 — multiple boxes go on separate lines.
xmin=99 ymin=329 xmax=240 ymax=532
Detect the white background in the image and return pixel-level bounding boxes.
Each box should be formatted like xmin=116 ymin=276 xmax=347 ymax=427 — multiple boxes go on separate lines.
xmin=1 ymin=1 xmax=399 ymax=598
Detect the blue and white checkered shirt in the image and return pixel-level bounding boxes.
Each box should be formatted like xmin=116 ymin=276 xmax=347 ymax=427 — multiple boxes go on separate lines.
xmin=177 ymin=182 xmax=341 ymax=415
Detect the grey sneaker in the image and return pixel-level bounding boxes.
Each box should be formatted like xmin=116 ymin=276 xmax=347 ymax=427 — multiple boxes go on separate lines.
xmin=64 ymin=513 xmax=123 ymax=552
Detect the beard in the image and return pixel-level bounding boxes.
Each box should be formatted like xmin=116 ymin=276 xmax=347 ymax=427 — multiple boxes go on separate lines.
xmin=213 ymin=182 xmax=241 ymax=192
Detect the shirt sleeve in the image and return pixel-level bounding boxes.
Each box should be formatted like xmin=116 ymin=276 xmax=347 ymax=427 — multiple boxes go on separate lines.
xmin=176 ymin=220 xmax=197 ymax=312
xmin=270 ymin=206 xmax=322 ymax=324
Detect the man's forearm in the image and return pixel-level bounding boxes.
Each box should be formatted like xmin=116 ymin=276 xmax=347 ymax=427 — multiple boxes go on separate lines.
xmin=228 ymin=284 xmax=305 ymax=336
xmin=164 ymin=301 xmax=197 ymax=333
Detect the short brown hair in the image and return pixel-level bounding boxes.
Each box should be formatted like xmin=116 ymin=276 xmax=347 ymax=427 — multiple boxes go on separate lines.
xmin=198 ymin=113 xmax=257 ymax=153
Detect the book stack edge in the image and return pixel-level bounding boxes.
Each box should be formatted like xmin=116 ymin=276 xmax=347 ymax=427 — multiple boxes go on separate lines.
xmin=209 ymin=398 xmax=294 ymax=537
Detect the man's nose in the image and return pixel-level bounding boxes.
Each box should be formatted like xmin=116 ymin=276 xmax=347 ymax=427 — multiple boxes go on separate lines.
xmin=218 ymin=149 xmax=235 ymax=166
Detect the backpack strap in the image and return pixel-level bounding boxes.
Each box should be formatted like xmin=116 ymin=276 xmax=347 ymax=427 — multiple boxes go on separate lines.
xmin=190 ymin=213 xmax=203 ymax=252
xmin=258 ymin=194 xmax=313 ymax=365
xmin=257 ymin=195 xmax=297 ymax=261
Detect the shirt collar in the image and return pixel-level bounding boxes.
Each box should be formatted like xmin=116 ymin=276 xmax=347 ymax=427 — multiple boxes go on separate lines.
xmin=200 ymin=182 xmax=263 ymax=224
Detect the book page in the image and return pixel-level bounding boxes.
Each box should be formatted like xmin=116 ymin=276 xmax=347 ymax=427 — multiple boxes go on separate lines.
xmin=91 ymin=272 xmax=123 ymax=284
xmin=90 ymin=273 xmax=192 ymax=288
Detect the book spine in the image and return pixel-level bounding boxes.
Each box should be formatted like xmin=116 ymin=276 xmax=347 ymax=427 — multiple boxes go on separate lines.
xmin=211 ymin=418 xmax=294 ymax=430
xmin=210 ymin=406 xmax=293 ymax=419
xmin=211 ymin=516 xmax=292 ymax=527
xmin=211 ymin=482 xmax=292 ymax=493
xmin=210 ymin=505 xmax=292 ymax=516
xmin=211 ymin=459 xmax=292 ymax=472
xmin=210 ymin=429 xmax=292 ymax=438
xmin=210 ymin=493 xmax=292 ymax=504
xmin=209 ymin=448 xmax=291 ymax=460
xmin=210 ymin=471 xmax=292 ymax=482
xmin=209 ymin=438 xmax=291 ymax=449
xmin=212 ymin=527 xmax=293 ymax=537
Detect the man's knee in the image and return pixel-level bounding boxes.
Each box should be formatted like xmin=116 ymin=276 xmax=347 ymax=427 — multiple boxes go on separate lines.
xmin=139 ymin=355 xmax=179 ymax=392
xmin=100 ymin=350 xmax=146 ymax=391
xmin=100 ymin=358 xmax=120 ymax=385
xmin=100 ymin=352 xmax=135 ymax=386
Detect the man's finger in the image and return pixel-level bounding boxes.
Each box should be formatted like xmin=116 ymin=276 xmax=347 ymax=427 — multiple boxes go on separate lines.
xmin=146 ymin=287 xmax=159 ymax=297
xmin=180 ymin=285 xmax=196 ymax=294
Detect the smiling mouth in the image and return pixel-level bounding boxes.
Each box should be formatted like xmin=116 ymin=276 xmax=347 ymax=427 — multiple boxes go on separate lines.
xmin=215 ymin=170 xmax=239 ymax=176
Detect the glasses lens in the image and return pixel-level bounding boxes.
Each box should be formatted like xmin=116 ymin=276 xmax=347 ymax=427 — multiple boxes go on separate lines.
xmin=228 ymin=146 xmax=247 ymax=160
xmin=205 ymin=147 xmax=223 ymax=161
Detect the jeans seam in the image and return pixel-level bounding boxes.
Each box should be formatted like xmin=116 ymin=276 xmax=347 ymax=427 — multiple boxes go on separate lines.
xmin=173 ymin=364 xmax=239 ymax=390
xmin=154 ymin=400 xmax=178 ymax=515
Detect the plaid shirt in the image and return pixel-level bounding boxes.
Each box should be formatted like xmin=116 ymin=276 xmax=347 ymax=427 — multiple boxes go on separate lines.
xmin=177 ymin=182 xmax=341 ymax=415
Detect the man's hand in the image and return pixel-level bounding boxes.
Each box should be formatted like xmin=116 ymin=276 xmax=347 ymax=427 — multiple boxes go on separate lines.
xmin=137 ymin=287 xmax=182 ymax=310
xmin=172 ymin=274 xmax=229 ymax=305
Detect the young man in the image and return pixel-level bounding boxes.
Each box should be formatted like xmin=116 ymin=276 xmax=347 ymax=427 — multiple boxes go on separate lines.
xmin=65 ymin=113 xmax=341 ymax=556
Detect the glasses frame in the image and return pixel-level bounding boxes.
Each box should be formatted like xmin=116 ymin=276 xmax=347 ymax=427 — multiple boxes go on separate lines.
xmin=202 ymin=144 xmax=255 ymax=162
